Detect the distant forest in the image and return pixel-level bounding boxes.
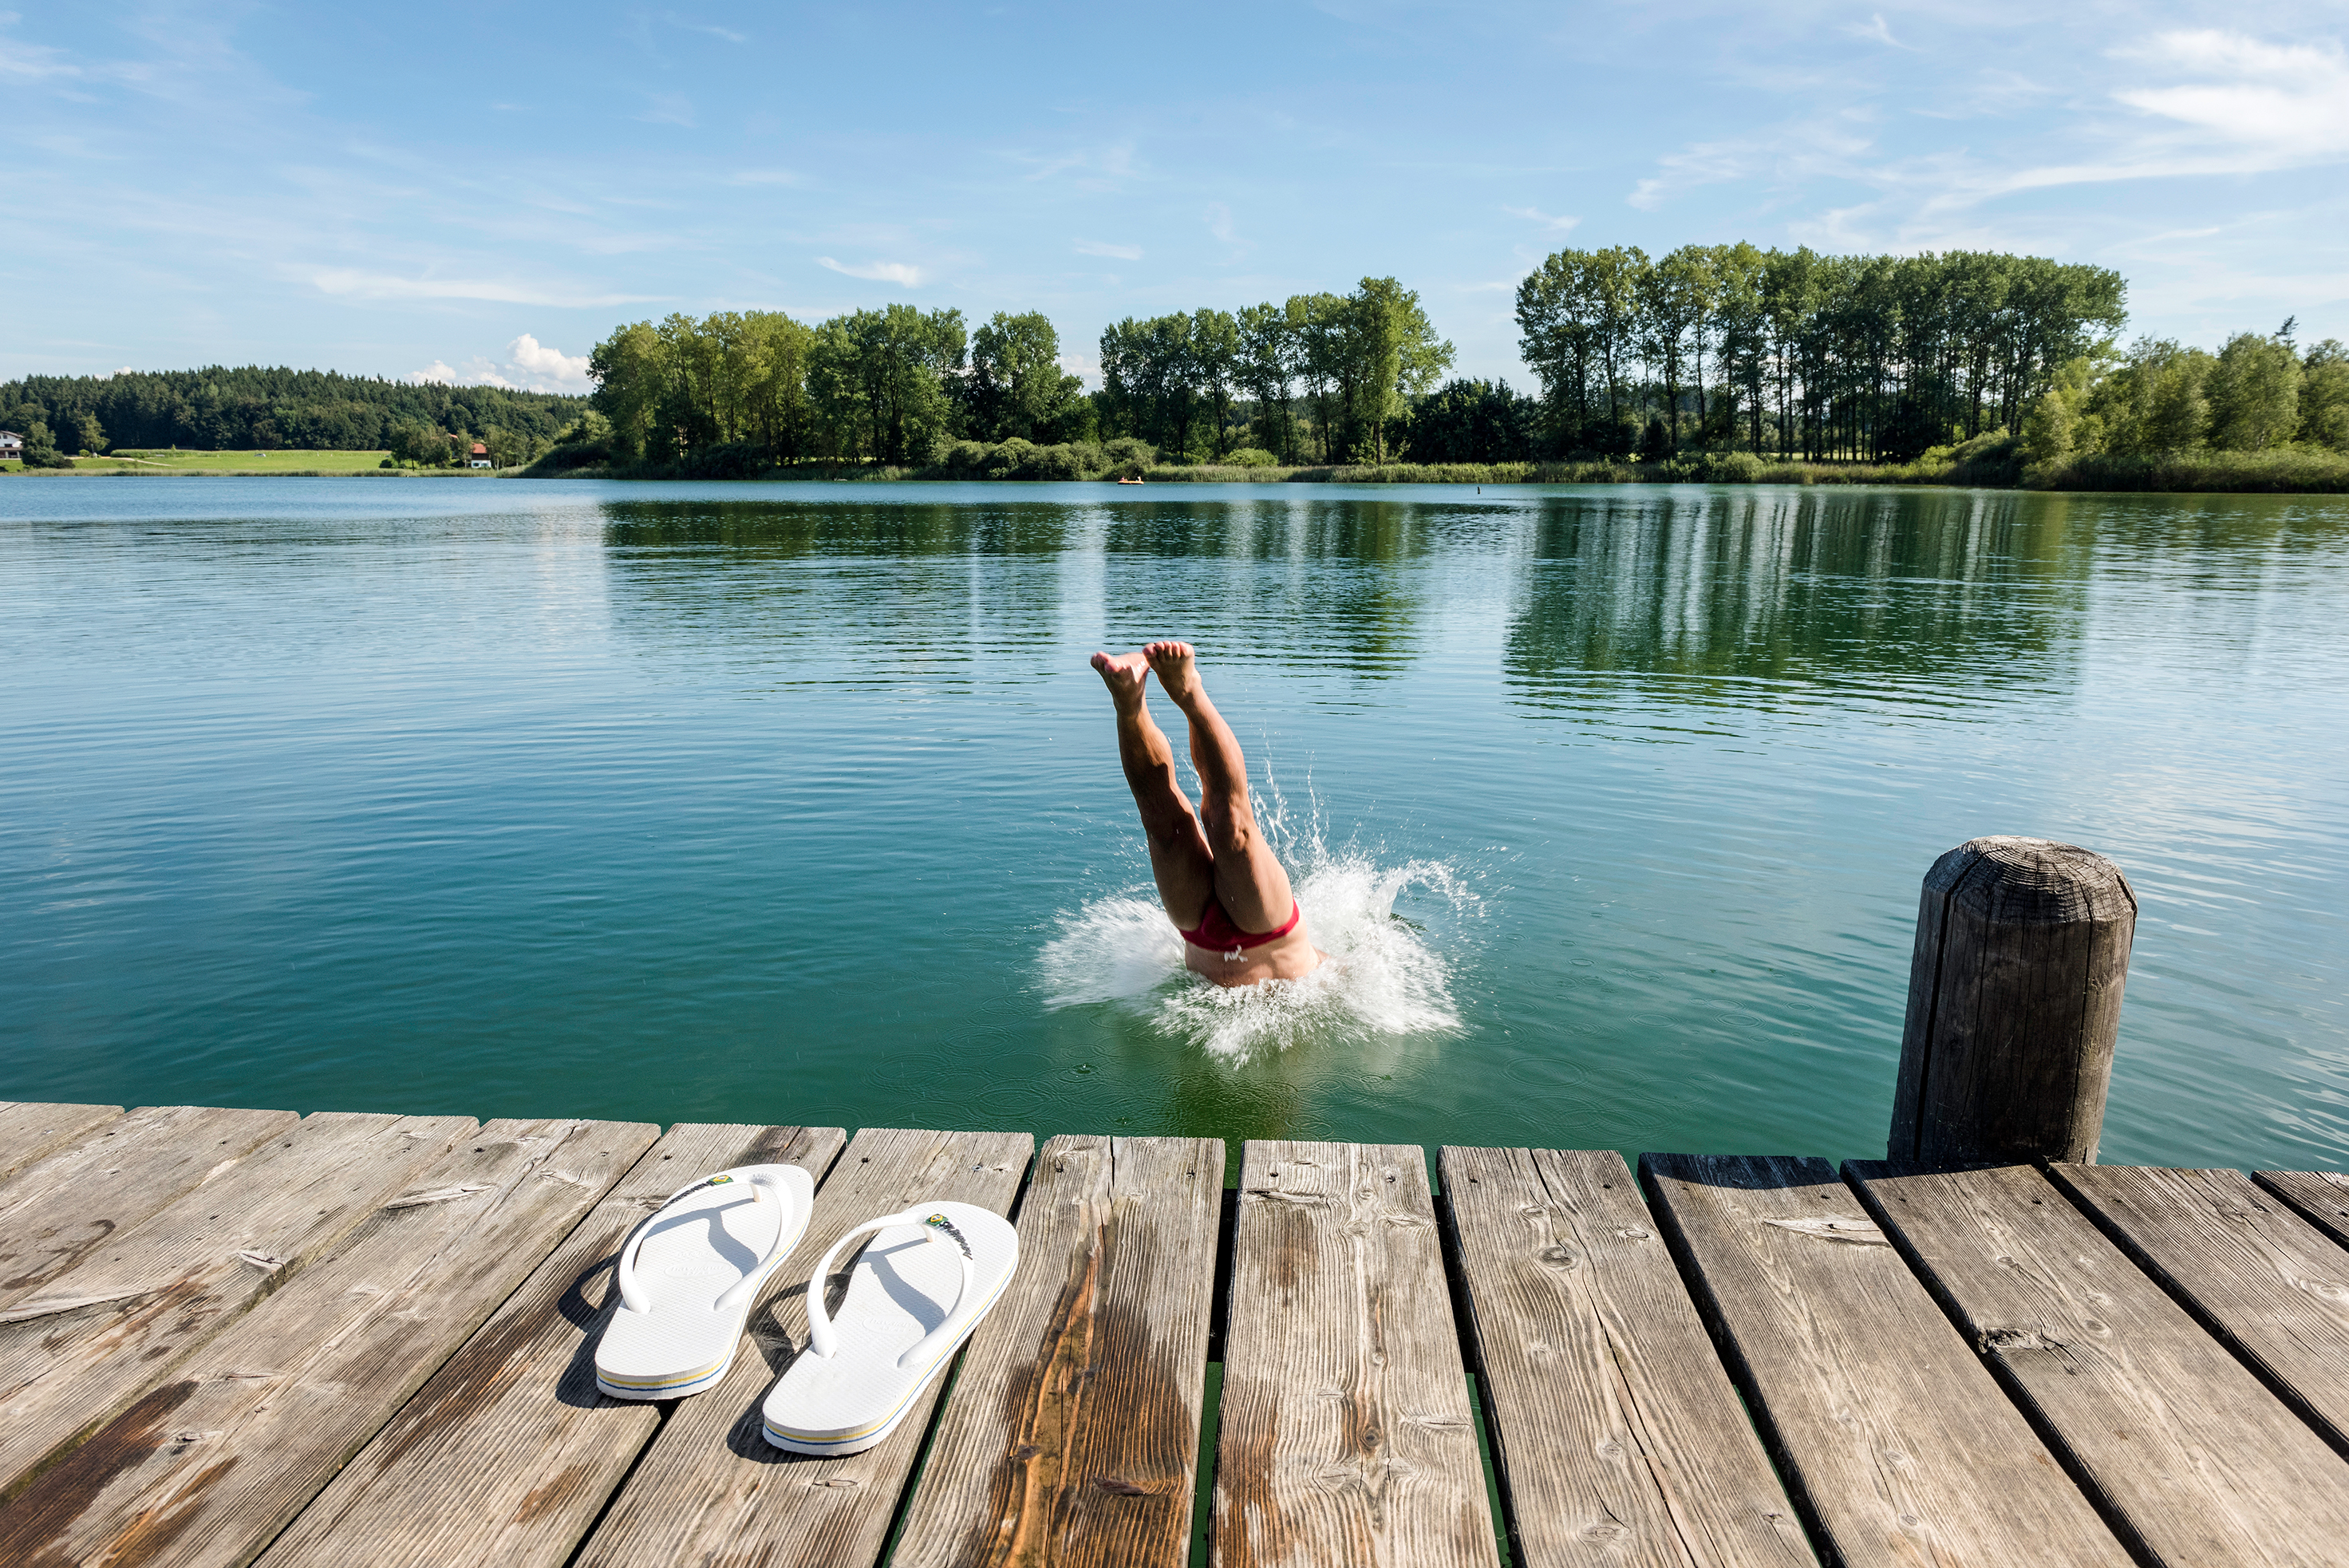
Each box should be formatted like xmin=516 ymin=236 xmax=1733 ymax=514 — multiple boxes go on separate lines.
xmin=0 ymin=367 xmax=585 ymax=462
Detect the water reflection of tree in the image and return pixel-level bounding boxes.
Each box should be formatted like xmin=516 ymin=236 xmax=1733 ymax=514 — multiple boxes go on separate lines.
xmin=1502 ymin=488 xmax=2091 ymax=709
xmin=598 ymin=496 xmax=1079 ymax=669
xmin=1099 ymin=497 xmax=1437 ymax=678
xmin=599 ymin=497 xmax=1072 ymax=559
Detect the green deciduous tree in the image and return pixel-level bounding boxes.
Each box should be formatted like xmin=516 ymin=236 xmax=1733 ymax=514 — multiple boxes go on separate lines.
xmin=2300 ymin=341 xmax=2349 ymax=451
xmin=967 ymin=311 xmax=1086 ymax=442
xmin=2205 ymin=332 xmax=2301 ymax=452
xmin=589 ymin=322 xmax=670 ymax=460
xmin=1236 ymin=301 xmax=1303 ymax=462
xmin=1518 ymin=242 xmax=2126 ymax=462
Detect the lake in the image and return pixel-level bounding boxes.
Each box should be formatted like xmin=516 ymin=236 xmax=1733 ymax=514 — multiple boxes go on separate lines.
xmin=2 ymin=478 xmax=2343 ymax=1170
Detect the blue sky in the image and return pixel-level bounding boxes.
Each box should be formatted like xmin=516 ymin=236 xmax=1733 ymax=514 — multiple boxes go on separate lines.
xmin=6 ymin=1 xmax=2345 ymax=393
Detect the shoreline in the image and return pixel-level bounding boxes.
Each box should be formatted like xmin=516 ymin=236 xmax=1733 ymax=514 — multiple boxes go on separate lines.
xmin=12 ymin=461 xmax=2349 ymax=495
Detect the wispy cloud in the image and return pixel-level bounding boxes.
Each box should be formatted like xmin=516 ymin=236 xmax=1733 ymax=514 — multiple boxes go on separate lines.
xmin=817 ymin=256 xmax=923 ymax=285
xmin=1205 ymin=203 xmax=1238 ymax=244
xmin=1502 ymin=204 xmax=1579 ymax=233
xmin=728 ymin=168 xmax=804 ymax=187
xmin=1912 ymin=32 xmax=2349 ymax=214
xmin=1629 ymin=119 xmax=1873 ymax=210
xmin=665 ymin=14 xmax=748 ymax=43
xmin=1074 ymin=238 xmax=1143 ymax=260
xmin=1849 ymin=14 xmax=1914 ymax=50
xmin=310 ymin=270 xmax=654 ymax=308
xmin=636 ymin=93 xmax=695 ymax=128
xmin=1014 ymin=142 xmax=1138 ymax=189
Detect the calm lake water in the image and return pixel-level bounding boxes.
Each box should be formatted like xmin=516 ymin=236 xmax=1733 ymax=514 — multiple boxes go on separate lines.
xmin=3 ymin=478 xmax=2344 ymax=1169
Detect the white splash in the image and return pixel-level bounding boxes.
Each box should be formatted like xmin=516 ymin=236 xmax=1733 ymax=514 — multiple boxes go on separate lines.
xmin=1039 ymin=826 xmax=1475 ymax=1063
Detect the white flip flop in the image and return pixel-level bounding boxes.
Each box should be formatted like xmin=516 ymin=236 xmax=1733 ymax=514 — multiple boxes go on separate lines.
xmin=594 ymin=1163 xmax=815 ymax=1400
xmin=761 ymin=1201 xmax=1018 ymax=1455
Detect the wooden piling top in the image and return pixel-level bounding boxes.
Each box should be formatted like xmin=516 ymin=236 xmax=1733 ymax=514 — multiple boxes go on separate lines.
xmin=0 ymin=1102 xmax=2343 ymax=1566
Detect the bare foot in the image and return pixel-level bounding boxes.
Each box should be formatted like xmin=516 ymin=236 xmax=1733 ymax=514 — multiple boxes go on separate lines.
xmin=1143 ymin=641 xmax=1202 ymax=708
xmin=1090 ymin=650 xmax=1150 ymax=709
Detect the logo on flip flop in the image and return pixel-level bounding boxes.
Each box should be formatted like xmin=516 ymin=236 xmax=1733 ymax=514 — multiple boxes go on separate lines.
xmin=924 ymin=1213 xmax=973 ymax=1257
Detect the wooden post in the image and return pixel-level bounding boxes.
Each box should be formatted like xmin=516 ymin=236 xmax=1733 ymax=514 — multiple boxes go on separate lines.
xmin=1889 ymin=836 xmax=2136 ymax=1164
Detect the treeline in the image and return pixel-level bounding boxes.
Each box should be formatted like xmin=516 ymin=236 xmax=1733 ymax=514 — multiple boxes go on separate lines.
xmin=2020 ymin=326 xmax=2349 ymax=476
xmin=1098 ymin=281 xmax=1452 ymax=464
xmin=558 ymin=278 xmax=1454 ymax=473
xmin=1514 ymin=246 xmax=2126 ymax=462
xmin=0 ymin=367 xmax=585 ymax=461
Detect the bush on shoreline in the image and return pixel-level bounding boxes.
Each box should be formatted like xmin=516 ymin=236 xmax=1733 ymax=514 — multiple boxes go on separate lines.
xmin=515 ymin=424 xmax=2348 ymax=492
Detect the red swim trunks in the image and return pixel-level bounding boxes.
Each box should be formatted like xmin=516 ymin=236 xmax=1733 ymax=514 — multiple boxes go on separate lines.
xmin=1178 ymin=896 xmax=1302 ymax=953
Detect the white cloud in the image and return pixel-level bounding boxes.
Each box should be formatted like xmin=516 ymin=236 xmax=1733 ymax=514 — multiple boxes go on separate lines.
xmin=309 ymin=270 xmax=653 ymax=308
xmin=1502 ymin=204 xmax=1580 ymax=233
xmin=2114 ymin=31 xmax=2349 ymax=157
xmin=1074 ymin=238 xmax=1143 ymax=260
xmin=405 ymin=335 xmax=592 ymax=393
xmin=506 ymin=334 xmax=592 ymax=391
xmin=1205 ymin=203 xmax=1238 ymax=243
xmin=728 ymin=168 xmax=804 ymax=187
xmin=817 ymin=256 xmax=922 ymax=285
xmin=636 ymin=93 xmax=695 ymax=128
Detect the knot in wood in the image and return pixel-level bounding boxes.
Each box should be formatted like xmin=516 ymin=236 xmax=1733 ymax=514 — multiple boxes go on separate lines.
xmin=1092 ymin=1476 xmax=1151 ymax=1495
xmin=1536 ymin=1243 xmax=1579 ymax=1270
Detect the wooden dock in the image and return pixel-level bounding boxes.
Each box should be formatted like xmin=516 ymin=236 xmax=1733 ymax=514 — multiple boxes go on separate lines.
xmin=1 ymin=1104 xmax=2346 ymax=1566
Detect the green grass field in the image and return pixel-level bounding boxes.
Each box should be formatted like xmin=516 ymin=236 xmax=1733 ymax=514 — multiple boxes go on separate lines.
xmin=72 ymin=449 xmax=403 ymax=474
xmin=2 ymin=449 xmax=521 ymax=476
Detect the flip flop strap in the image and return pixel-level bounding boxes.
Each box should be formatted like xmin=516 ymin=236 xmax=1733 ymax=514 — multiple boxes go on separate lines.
xmin=803 ymin=1209 xmax=976 ymax=1363
xmin=614 ymin=1171 xmax=786 ymax=1316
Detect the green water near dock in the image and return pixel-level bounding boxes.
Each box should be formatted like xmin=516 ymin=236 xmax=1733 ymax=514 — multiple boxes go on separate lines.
xmin=2 ymin=480 xmax=2343 ymax=1168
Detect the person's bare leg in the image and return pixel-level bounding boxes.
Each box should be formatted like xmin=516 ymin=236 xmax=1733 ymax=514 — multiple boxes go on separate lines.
xmin=1092 ymin=650 xmax=1216 ymax=926
xmin=1142 ymin=641 xmax=1295 ymax=930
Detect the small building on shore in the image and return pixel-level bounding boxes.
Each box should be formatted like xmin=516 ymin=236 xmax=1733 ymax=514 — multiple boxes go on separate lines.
xmin=0 ymin=431 xmax=22 ymax=461
xmin=468 ymin=442 xmax=492 ymax=469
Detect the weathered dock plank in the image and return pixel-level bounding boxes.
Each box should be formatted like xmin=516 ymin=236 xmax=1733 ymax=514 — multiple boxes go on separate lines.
xmin=0 ymin=1117 xmax=656 ymax=1568
xmin=2251 ymin=1169 xmax=2349 ymax=1251
xmin=1441 ymin=1146 xmax=1815 ymax=1568
xmin=891 ymin=1135 xmax=1226 ymax=1568
xmin=0 ymin=1104 xmax=124 ymax=1186
xmin=0 ymin=1106 xmax=298 ymax=1311
xmin=255 ymin=1122 xmax=845 ymax=1568
xmin=2048 ymin=1163 xmax=2349 ymax=1453
xmin=0 ymin=1111 xmax=469 ymax=1498
xmin=571 ymin=1126 xmax=1032 ymax=1568
xmin=1214 ymin=1140 xmax=1499 ymax=1568
xmin=1640 ymin=1153 xmax=2130 ymax=1568
xmin=1851 ymin=1159 xmax=2349 ymax=1566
